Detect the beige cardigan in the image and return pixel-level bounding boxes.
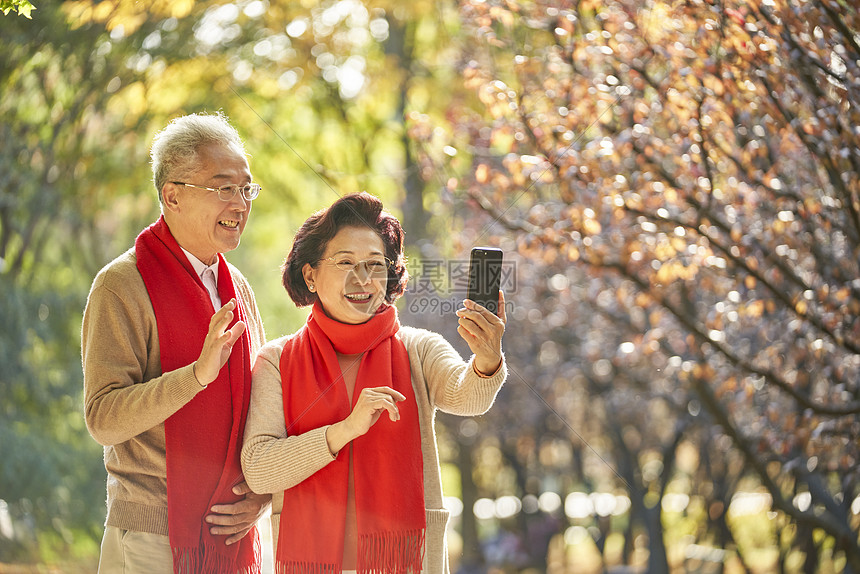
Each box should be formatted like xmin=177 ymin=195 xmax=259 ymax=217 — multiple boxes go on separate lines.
xmin=242 ymin=326 xmax=507 ymax=574
xmin=81 ymin=248 xmax=266 ymax=535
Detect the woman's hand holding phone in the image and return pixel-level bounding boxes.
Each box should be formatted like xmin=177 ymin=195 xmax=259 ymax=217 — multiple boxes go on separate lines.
xmin=457 ymin=291 xmax=507 ymax=376
xmin=457 ymin=246 xmax=506 ymax=375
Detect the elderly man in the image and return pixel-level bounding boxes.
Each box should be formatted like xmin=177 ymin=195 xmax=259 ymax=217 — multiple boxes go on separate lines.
xmin=82 ymin=112 xmax=269 ymax=573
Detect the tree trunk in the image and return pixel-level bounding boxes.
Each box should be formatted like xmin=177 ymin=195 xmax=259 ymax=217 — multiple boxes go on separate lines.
xmin=385 ymin=15 xmax=429 ymax=243
xmin=457 ymin=438 xmax=485 ymax=573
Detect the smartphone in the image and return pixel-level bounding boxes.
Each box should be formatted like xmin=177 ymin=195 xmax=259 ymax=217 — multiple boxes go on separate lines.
xmin=467 ymin=247 xmax=504 ymax=315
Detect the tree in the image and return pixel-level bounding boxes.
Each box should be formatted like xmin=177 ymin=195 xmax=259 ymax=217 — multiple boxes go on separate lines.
xmin=0 ymin=1 xmax=155 ymax=561
xmin=1 ymin=0 xmax=479 ymax=566
xmin=423 ymin=0 xmax=860 ymax=570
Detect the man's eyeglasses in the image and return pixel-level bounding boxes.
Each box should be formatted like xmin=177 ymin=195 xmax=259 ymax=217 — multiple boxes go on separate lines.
xmin=172 ymin=181 xmax=261 ymax=202
xmin=319 ymin=256 xmax=394 ymax=277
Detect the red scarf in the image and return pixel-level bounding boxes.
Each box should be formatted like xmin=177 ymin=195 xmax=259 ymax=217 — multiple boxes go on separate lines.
xmin=135 ymin=216 xmax=260 ymax=574
xmin=277 ymin=302 xmax=425 ymax=574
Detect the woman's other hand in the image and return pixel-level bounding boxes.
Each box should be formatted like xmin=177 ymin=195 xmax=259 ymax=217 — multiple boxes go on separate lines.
xmin=325 ymin=386 xmax=406 ymax=455
xmin=457 ymin=290 xmax=507 ymax=376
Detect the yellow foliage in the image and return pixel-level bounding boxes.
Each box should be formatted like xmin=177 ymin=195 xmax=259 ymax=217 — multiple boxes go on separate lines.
xmin=773 ymin=219 xmax=785 ymax=234
xmin=692 ymin=363 xmax=715 ymax=379
xmin=655 ymin=261 xmax=676 ymax=283
xmin=107 ymin=81 xmax=147 ymax=123
xmin=724 ymin=376 xmax=737 ymax=392
xmin=744 ymin=300 xmax=765 ymax=318
xmin=490 ymin=130 xmax=515 ymax=154
xmin=582 ymin=218 xmax=602 ymax=235
xmin=664 ymin=187 xmax=680 ymax=204
xmin=492 ymin=172 xmax=512 ymax=191
xmin=538 ymin=168 xmax=555 ymax=184
xmin=63 ymin=0 xmax=194 ymax=33
xmin=92 ymin=2 xmax=114 ymax=22
xmin=489 ymin=5 xmax=515 ymax=28
xmin=708 ymin=314 xmax=724 ymax=330
xmin=62 ymin=1 xmax=93 ymax=28
xmin=475 ymin=164 xmax=489 ymax=184
xmin=143 ymin=58 xmax=223 ymax=115
xmin=654 ymin=242 xmax=677 ymax=262
xmin=730 ymin=226 xmax=742 ymax=242
xmin=163 ymin=0 xmax=194 ymax=18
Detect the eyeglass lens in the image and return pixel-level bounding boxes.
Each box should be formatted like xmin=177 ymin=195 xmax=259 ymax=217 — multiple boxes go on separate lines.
xmin=334 ymin=259 xmax=390 ymax=275
xmin=218 ymin=184 xmax=259 ymax=201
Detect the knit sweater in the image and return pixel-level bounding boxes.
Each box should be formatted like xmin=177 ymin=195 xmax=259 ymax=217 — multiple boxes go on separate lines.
xmin=81 ymin=247 xmax=266 ymax=536
xmin=241 ymin=327 xmax=507 ymax=574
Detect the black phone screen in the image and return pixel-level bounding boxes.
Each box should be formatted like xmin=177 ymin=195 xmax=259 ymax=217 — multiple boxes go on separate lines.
xmin=467 ymin=247 xmax=503 ymax=315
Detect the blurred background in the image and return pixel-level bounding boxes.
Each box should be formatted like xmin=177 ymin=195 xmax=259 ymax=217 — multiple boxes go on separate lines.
xmin=1 ymin=0 xmax=859 ymax=572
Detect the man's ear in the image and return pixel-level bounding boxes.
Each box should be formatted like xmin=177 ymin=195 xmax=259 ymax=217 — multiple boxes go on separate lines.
xmin=162 ymin=182 xmax=181 ymax=213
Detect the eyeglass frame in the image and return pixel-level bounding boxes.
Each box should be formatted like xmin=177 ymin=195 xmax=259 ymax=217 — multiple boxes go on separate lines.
xmin=318 ymin=255 xmax=395 ymax=277
xmin=171 ymin=181 xmax=261 ymax=202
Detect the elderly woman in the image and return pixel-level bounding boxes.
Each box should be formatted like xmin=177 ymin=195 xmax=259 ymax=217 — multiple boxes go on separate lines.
xmin=241 ymin=192 xmax=507 ymax=574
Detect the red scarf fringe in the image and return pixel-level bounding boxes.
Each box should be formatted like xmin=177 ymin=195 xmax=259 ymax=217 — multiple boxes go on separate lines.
xmin=171 ymin=537 xmax=262 ymax=574
xmin=275 ymin=529 xmax=425 ymax=574
xmin=171 ymin=534 xmax=263 ymax=574
xmin=358 ymin=529 xmax=426 ymax=574
xmin=274 ymin=562 xmax=341 ymax=574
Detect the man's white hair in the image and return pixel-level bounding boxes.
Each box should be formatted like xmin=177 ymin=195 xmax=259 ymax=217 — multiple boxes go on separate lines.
xmin=150 ymin=111 xmax=245 ymax=203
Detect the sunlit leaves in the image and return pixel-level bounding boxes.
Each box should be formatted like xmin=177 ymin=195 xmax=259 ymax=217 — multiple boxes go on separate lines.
xmin=0 ymin=0 xmax=34 ymax=18
xmin=63 ymin=0 xmax=193 ymax=33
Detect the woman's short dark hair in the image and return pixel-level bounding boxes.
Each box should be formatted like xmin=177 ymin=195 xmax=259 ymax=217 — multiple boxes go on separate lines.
xmin=282 ymin=192 xmax=409 ymax=306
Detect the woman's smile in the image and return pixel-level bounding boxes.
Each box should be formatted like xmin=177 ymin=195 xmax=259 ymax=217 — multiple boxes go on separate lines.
xmin=344 ymin=292 xmax=374 ymax=302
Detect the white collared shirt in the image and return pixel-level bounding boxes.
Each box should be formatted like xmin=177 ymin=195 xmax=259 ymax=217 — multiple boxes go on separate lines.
xmin=181 ymin=247 xmax=222 ymax=309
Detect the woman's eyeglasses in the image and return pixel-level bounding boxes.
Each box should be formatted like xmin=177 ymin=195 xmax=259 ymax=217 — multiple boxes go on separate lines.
xmin=319 ymin=256 xmax=394 ymax=277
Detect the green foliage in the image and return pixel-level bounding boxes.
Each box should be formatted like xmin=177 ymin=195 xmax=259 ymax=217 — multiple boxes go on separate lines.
xmin=0 ymin=275 xmax=105 ymax=563
xmin=1 ymin=0 xmax=34 ymax=18
xmin=0 ymin=2 xmax=159 ymax=564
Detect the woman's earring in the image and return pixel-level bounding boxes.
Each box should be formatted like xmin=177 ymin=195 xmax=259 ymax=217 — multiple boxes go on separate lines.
xmin=308 ymin=284 xmax=315 ymax=292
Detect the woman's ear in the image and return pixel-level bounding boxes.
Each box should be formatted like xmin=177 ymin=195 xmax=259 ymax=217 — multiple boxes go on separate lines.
xmin=302 ymin=262 xmax=317 ymax=292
